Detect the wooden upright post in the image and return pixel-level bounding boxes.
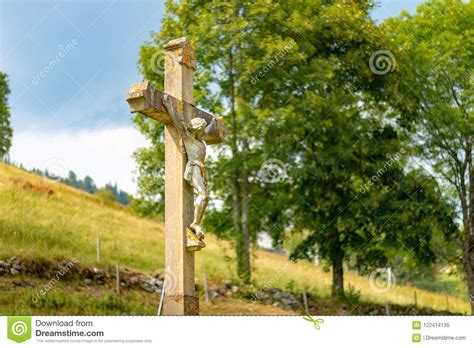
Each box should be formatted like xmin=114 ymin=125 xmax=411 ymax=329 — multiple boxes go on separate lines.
xmin=125 ymin=37 xmax=226 ymax=315
xmin=162 ymin=38 xmax=199 ymax=315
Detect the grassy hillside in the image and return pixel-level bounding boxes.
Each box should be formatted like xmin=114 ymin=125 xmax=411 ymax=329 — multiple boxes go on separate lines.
xmin=0 ymin=162 xmax=471 ymax=315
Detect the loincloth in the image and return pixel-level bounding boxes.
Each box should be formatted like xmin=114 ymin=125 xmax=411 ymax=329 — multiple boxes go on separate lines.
xmin=184 ymin=160 xmax=208 ymax=182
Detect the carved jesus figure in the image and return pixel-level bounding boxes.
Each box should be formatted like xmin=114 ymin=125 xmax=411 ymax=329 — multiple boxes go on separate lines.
xmin=162 ymin=94 xmax=216 ymax=241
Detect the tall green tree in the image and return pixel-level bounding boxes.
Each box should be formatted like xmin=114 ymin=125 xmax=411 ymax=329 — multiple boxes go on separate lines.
xmin=274 ymin=97 xmax=457 ymax=296
xmin=135 ymin=0 xmax=395 ymax=285
xmin=83 ymin=176 xmax=96 ymax=194
xmin=135 ymin=0 xmax=308 ymax=282
xmin=247 ymin=0 xmax=457 ymax=296
xmin=133 ymin=0 xmax=458 ymax=293
xmin=382 ymin=0 xmax=473 ymax=312
xmin=0 ymin=72 xmax=13 ymax=159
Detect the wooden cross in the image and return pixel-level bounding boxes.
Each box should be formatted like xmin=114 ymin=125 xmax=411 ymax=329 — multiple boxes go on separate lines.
xmin=125 ymin=37 xmax=225 ymax=315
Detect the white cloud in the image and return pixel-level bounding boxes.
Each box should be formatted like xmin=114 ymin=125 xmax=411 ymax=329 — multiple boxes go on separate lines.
xmin=10 ymin=126 xmax=150 ymax=195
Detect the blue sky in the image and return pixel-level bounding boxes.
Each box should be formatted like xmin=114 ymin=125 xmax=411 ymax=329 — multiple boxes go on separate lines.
xmin=0 ymin=0 xmax=424 ymax=194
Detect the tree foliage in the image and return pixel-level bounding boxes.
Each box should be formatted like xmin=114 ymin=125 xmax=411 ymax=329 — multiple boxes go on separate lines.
xmin=134 ymin=0 xmax=459 ymax=295
xmin=382 ymin=0 xmax=473 ymax=311
xmin=0 ymin=72 xmax=13 ymax=159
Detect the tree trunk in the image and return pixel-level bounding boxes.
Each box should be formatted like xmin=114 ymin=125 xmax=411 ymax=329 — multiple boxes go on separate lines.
xmin=228 ymin=48 xmax=249 ymax=282
xmin=233 ymin=170 xmax=247 ymax=281
xmin=332 ymin=256 xmax=344 ymax=297
xmin=463 ymin=240 xmax=474 ymax=315
xmin=466 ymin=145 xmax=473 ymax=314
xmin=459 ymin=142 xmax=474 ymax=314
xmin=239 ymin=138 xmax=251 ymax=283
xmin=330 ymin=228 xmax=345 ymax=297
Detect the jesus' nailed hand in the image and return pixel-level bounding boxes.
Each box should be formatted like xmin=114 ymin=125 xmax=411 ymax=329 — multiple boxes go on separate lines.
xmin=162 ymin=94 xmax=217 ymax=241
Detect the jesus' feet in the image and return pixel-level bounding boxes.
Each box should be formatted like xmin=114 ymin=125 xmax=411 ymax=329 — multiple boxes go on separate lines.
xmin=190 ymin=223 xmax=205 ymax=241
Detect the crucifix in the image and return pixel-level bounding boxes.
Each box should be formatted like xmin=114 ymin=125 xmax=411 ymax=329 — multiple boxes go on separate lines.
xmin=125 ymin=37 xmax=225 ymax=315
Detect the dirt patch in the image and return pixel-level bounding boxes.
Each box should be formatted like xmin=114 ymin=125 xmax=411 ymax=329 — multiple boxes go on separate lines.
xmin=10 ymin=179 xmax=54 ymax=195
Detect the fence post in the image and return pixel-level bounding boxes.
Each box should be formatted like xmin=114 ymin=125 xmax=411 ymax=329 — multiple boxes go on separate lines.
xmin=115 ymin=262 xmax=120 ymax=295
xmin=96 ymin=236 xmax=101 ymax=263
xmin=203 ymin=272 xmax=209 ymax=302
xmin=302 ymin=288 xmax=309 ymax=314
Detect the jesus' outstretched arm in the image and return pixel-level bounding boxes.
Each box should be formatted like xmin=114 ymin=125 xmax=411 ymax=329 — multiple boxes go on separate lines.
xmin=205 ymin=117 xmax=217 ymax=135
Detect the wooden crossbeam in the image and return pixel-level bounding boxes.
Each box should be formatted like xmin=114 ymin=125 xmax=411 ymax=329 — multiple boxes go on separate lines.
xmin=125 ymin=81 xmax=225 ymax=145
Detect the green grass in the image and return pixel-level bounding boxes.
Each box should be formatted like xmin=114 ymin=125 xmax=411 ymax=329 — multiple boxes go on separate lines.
xmin=408 ymin=272 xmax=467 ymax=298
xmin=0 ymin=277 xmax=293 ymax=315
xmin=0 ymin=278 xmax=158 ymax=315
xmin=0 ymin=162 xmax=471 ymax=314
